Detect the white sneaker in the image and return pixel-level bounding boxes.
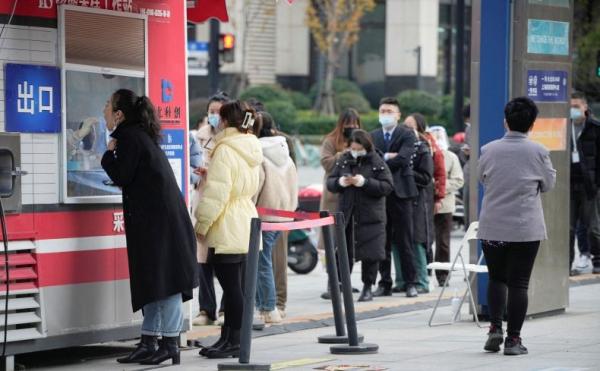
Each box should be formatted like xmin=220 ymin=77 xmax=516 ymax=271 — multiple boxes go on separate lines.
xmin=262 ymin=309 xmax=282 ymax=324
xmin=192 ymin=311 xmax=213 ymax=326
xmin=576 ymin=254 xmax=592 ymax=272
xmin=277 ymin=307 xmax=286 ymax=319
xmin=217 ymin=312 xmax=225 ymax=326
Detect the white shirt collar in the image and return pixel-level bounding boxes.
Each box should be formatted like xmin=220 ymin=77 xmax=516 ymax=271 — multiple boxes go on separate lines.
xmin=383 ymin=124 xmax=397 ymax=136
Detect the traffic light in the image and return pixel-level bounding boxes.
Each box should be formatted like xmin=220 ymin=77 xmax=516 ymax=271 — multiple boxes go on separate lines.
xmin=219 ymin=33 xmax=235 ymax=63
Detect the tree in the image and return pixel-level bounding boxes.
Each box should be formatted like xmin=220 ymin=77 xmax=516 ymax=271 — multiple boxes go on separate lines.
xmin=306 ymin=0 xmax=375 ymax=115
xmin=573 ymin=0 xmax=600 ymax=102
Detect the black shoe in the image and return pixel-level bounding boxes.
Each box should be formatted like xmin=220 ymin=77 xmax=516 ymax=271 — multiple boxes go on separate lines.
xmin=357 ymin=285 xmax=373 ymax=302
xmin=437 ymin=278 xmax=449 ymax=287
xmin=140 ymin=336 xmax=180 ymax=365
xmin=593 ymin=266 xmax=600 ymax=274
xmin=392 ymin=285 xmax=406 ymax=293
xmin=503 ymin=336 xmax=528 ymax=356
xmin=406 ymin=285 xmax=418 ymax=298
xmin=117 ymin=335 xmax=158 ymax=363
xmin=352 ymin=287 xmax=360 ymax=293
xmin=206 ymin=329 xmax=240 ymax=359
xmin=373 ymin=286 xmax=392 ymax=297
xmin=199 ymin=326 xmax=229 ymax=356
xmin=484 ymin=326 xmax=504 ymax=352
xmin=320 ymin=290 xmax=331 ymax=300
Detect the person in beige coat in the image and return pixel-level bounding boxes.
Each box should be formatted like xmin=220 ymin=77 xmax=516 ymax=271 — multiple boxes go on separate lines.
xmin=428 ymin=126 xmax=464 ymax=287
xmin=319 ymin=108 xmax=361 ymax=299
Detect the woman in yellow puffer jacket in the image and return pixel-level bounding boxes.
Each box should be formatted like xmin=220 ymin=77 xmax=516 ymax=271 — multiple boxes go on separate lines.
xmin=194 ymin=100 xmax=263 ymax=359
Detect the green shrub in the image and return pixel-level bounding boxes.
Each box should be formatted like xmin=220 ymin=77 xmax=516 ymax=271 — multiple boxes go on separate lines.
xmin=336 ymin=92 xmax=371 ymax=114
xmin=309 ymin=78 xmax=365 ymax=103
xmin=239 ymin=84 xmax=290 ymax=104
xmin=294 ymin=111 xmax=337 ymax=136
xmin=288 ymin=91 xmax=312 ymax=110
xmin=397 ymin=90 xmax=442 ymax=117
xmin=264 ymin=100 xmax=297 ymax=133
xmin=360 ymin=111 xmax=380 ymax=132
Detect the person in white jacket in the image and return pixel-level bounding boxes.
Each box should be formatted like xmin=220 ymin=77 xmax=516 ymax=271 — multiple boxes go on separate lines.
xmin=428 ymin=126 xmax=464 ymax=287
xmin=253 ymin=112 xmax=298 ymax=323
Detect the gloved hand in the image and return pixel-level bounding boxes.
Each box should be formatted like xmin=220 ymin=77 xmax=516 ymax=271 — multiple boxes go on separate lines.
xmin=338 ymin=176 xmax=351 ymax=188
xmin=353 ymin=174 xmax=366 ymax=187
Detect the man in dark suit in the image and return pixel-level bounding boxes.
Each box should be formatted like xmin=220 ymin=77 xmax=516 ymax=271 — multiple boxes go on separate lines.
xmin=370 ymin=97 xmax=419 ymax=298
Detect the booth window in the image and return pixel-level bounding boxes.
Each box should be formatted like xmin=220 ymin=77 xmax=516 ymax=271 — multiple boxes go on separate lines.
xmin=59 ymin=6 xmax=147 ymax=203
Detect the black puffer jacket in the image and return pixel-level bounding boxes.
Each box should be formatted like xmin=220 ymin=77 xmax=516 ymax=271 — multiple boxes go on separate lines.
xmin=412 ymin=140 xmax=434 ymax=246
xmin=327 ymin=151 xmax=394 ymax=262
xmin=571 ymin=115 xmax=600 ymax=199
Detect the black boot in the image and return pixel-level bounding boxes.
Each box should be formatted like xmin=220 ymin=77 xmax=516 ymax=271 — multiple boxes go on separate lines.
xmin=199 ymin=326 xmax=230 ymax=357
xmin=206 ymin=329 xmax=240 ymax=359
xmin=358 ymin=285 xmax=373 ymax=302
xmin=140 ymin=336 xmax=180 ymax=365
xmin=116 ymin=335 xmax=158 ymax=363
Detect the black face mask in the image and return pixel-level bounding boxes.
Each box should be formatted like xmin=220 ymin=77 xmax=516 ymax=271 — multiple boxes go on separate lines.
xmin=343 ymin=127 xmax=355 ymax=139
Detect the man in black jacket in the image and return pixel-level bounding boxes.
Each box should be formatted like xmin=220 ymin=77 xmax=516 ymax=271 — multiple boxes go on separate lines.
xmin=570 ymin=92 xmax=600 ymax=275
xmin=370 ymin=97 xmax=419 ymax=297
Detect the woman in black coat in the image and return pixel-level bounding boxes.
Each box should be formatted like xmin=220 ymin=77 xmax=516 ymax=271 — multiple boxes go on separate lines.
xmin=101 ymin=89 xmax=198 ymax=366
xmin=327 ymin=130 xmax=394 ymax=302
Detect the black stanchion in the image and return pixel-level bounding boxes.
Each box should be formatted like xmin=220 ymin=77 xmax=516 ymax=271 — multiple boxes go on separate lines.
xmin=329 ymin=212 xmax=378 ymax=355
xmin=218 ymin=218 xmax=271 ymax=371
xmin=318 ymin=211 xmax=361 ymax=344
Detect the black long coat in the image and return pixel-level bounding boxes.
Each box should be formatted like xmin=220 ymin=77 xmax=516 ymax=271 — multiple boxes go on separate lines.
xmin=412 ymin=140 xmax=434 ymax=247
xmin=327 ymin=151 xmax=394 ymax=262
xmin=101 ymin=123 xmax=199 ymax=312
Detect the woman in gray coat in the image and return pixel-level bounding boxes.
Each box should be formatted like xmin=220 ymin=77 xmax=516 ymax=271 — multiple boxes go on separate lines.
xmin=478 ymin=97 xmax=556 ymax=356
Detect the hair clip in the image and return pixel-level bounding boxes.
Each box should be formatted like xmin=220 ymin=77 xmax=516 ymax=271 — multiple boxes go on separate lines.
xmin=241 ymin=112 xmax=255 ymax=129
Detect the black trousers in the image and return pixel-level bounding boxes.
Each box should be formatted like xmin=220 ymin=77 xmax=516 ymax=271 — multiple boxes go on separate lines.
xmin=482 ymin=241 xmax=540 ymax=337
xmin=378 ymin=195 xmax=416 ymax=289
xmin=197 ymin=263 xmax=225 ymax=321
xmin=569 ymin=187 xmax=593 ymax=267
xmin=361 ymin=260 xmax=379 ymax=286
xmin=214 ymin=262 xmax=244 ymax=330
xmin=434 ymin=213 xmax=453 ymax=285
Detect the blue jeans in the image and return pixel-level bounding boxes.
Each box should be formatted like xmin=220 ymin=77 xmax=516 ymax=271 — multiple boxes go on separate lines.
xmin=141 ymin=293 xmax=183 ymax=337
xmin=256 ymin=231 xmax=280 ymax=312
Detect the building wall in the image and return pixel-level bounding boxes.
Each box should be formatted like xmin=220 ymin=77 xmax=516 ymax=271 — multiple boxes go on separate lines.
xmin=0 ymin=25 xmax=60 ymax=205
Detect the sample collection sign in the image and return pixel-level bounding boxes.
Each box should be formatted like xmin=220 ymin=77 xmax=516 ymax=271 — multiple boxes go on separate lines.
xmin=526 ymin=70 xmax=568 ymax=102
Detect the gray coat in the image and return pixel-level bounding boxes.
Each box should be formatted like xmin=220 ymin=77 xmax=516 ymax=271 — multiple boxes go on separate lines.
xmin=477 ymin=131 xmax=556 ymax=242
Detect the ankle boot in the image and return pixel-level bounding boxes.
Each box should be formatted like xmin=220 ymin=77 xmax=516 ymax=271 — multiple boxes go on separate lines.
xmin=117 ymin=335 xmax=158 ymax=363
xmin=140 ymin=336 xmax=180 ymax=365
xmin=206 ymin=328 xmax=240 ymax=359
xmin=199 ymin=326 xmax=230 ymax=356
xmin=358 ymin=284 xmax=373 ymax=302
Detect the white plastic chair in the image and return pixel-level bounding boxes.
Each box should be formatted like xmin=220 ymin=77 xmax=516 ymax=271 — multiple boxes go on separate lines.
xmin=427 ymin=222 xmax=487 ymax=327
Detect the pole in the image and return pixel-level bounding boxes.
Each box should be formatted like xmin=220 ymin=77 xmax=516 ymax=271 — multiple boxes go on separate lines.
xmin=329 ymin=212 xmax=378 ymax=355
xmin=415 ymin=46 xmax=422 ymax=91
xmin=453 ymin=0 xmax=465 ymax=133
xmin=209 ymin=18 xmax=220 ymax=94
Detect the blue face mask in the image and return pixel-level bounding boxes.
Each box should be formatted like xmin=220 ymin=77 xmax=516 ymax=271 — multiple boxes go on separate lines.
xmin=379 ymin=115 xmax=397 ymax=127
xmin=570 ymin=108 xmax=583 ymax=121
xmin=208 ymin=114 xmax=220 ymax=128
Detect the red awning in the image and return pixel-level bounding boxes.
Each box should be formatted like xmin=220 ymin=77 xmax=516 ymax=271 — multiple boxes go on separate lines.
xmin=187 ymin=0 xmax=229 ymax=23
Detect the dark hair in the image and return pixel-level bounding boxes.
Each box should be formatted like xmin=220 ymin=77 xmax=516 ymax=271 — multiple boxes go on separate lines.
xmin=409 ymin=112 xmax=428 ymax=134
xmin=258 ymin=111 xmax=275 ymax=138
xmin=112 ymin=89 xmax=161 ymax=144
xmin=220 ymin=100 xmax=256 ymax=134
xmin=207 ymin=91 xmax=230 ymax=111
xmin=571 ymin=91 xmax=587 ymax=103
xmin=326 ymin=108 xmax=362 ymax=152
xmin=379 ymin=97 xmax=401 ymax=111
xmin=504 ymin=97 xmax=539 ymax=133
xmin=246 ymin=98 xmax=265 ymax=113
xmin=350 ymin=129 xmax=374 ymax=153
xmin=463 ymin=104 xmax=471 ymax=120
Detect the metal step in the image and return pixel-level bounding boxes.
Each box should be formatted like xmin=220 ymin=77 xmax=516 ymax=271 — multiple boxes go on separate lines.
xmin=4 ymin=328 xmax=44 ymax=342
xmin=0 ymin=311 xmax=42 ymax=326
xmin=0 ymin=297 xmax=40 ymax=312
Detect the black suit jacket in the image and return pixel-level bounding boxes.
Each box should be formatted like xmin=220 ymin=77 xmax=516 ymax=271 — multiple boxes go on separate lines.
xmin=371 ymin=125 xmax=418 ymax=199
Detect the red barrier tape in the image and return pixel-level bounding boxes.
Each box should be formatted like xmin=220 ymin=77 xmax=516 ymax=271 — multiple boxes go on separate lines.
xmin=256 ymin=207 xmax=321 ymax=220
xmin=261 ymin=216 xmax=335 ymax=232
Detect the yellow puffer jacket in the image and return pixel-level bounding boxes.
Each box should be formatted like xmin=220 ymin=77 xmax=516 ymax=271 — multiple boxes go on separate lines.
xmin=194 ymin=128 xmax=263 ymax=254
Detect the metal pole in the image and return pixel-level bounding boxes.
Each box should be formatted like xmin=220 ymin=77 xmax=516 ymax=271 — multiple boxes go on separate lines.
xmin=329 ymin=212 xmax=378 ymax=354
xmin=209 ymin=18 xmax=220 ymax=94
xmin=416 ymin=46 xmax=422 ymax=91
xmin=453 ymin=0 xmax=465 ymax=133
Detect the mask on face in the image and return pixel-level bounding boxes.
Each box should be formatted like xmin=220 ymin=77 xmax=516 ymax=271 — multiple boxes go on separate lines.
xmin=208 ymin=114 xmax=220 ymax=129
xmin=570 ymin=108 xmax=584 ymax=121
xmin=343 ymin=127 xmax=355 ymax=139
xmin=350 ymin=150 xmax=367 ymax=159
xmin=379 ymin=115 xmax=397 ymax=128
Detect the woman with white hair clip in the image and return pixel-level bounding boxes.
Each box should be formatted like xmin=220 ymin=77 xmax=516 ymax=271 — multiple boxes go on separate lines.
xmin=428 ymin=126 xmax=464 ymax=287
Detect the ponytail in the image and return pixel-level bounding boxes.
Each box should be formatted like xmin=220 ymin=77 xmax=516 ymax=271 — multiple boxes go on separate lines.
xmin=112 ymin=89 xmax=162 ymax=144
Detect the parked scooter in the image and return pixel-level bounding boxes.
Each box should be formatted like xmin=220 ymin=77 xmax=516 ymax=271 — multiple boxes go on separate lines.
xmin=287 ymin=184 xmax=321 ymax=275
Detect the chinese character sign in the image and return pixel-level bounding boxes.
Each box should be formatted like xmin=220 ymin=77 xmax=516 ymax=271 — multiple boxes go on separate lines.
xmin=526 ymin=70 xmax=568 ymax=102
xmin=5 ymin=64 xmax=61 ymax=133
xmin=159 ymin=129 xmax=185 ymax=196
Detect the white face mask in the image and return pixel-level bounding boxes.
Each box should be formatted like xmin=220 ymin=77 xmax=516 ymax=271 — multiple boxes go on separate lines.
xmin=379 ymin=115 xmax=397 ymax=128
xmin=351 ymin=150 xmax=367 ymax=159
xmin=570 ymin=107 xmax=584 ymax=121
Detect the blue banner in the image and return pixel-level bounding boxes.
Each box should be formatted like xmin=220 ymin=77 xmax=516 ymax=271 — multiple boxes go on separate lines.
xmin=527 ymin=19 xmax=570 ymax=56
xmin=160 ymin=129 xmax=186 ymax=196
xmin=526 ymin=70 xmax=568 ymax=102
xmin=4 ymin=63 xmax=61 ymax=133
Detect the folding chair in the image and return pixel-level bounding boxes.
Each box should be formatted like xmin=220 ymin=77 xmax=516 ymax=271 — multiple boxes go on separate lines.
xmin=427 ymin=222 xmax=487 ymax=327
